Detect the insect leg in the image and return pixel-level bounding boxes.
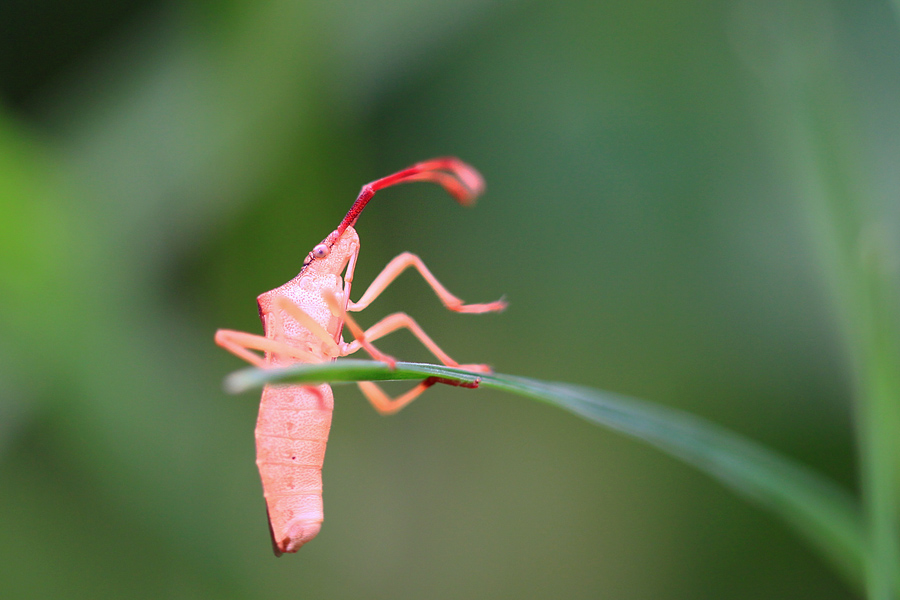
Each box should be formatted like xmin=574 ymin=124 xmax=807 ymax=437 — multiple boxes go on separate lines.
xmin=272 ymin=296 xmax=342 ymax=357
xmin=214 ymin=329 xmax=322 ymax=367
xmin=356 ymin=373 xmax=485 ymax=415
xmin=348 ymin=252 xmax=507 ymax=314
xmin=355 ymin=380 xmax=438 ymax=415
xmin=321 ymin=289 xmax=397 ymax=368
xmin=341 ymin=312 xmax=492 ymax=373
xmin=324 ymin=298 xmax=492 ymax=414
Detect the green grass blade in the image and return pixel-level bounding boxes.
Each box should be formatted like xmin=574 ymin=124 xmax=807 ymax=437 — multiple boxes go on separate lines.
xmin=226 ymin=359 xmax=865 ymax=588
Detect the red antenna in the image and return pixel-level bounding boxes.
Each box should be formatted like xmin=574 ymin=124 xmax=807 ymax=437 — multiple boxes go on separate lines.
xmin=335 ymin=157 xmax=485 ymax=238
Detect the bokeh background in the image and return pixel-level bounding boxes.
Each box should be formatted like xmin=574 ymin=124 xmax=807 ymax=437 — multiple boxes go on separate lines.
xmin=2 ymin=0 xmax=897 ymax=598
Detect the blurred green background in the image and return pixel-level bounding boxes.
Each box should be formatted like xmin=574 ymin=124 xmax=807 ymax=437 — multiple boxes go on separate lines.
xmin=3 ymin=0 xmax=896 ymax=597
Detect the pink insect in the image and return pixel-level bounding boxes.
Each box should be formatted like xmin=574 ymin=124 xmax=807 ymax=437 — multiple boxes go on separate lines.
xmin=215 ymin=158 xmax=506 ymax=555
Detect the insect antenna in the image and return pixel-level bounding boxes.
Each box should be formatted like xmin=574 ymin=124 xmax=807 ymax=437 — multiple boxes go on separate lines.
xmin=335 ymin=157 xmax=485 ymax=237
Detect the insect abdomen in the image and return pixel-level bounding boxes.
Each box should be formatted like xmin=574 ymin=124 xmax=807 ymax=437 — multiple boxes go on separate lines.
xmin=255 ymin=383 xmax=334 ymax=555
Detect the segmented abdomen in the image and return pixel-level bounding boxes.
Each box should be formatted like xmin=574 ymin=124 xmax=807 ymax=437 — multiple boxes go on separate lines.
xmin=255 ymin=382 xmax=334 ymax=555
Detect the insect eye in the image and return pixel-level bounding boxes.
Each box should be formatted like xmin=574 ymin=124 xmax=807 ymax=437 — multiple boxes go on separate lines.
xmin=312 ymin=244 xmax=330 ymax=259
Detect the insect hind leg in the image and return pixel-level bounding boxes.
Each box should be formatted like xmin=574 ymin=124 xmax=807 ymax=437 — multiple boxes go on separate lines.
xmin=321 ymin=290 xmax=492 ymax=414
xmin=356 ymin=380 xmax=436 ymax=415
